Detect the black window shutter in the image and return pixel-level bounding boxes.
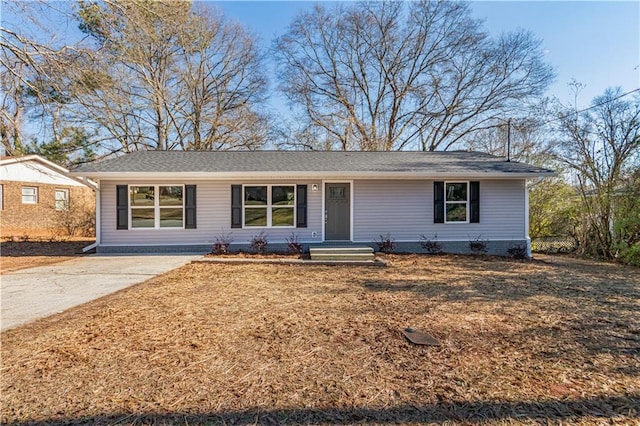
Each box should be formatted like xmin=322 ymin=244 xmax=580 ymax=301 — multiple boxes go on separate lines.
xmin=231 ymin=185 xmax=242 ymax=228
xmin=296 ymin=184 xmax=307 ymax=228
xmin=434 ymin=181 xmax=444 ymax=223
xmin=116 ymin=185 xmax=128 ymax=230
xmin=185 ymin=185 xmax=197 ymax=229
xmin=470 ymin=181 xmax=480 ymax=223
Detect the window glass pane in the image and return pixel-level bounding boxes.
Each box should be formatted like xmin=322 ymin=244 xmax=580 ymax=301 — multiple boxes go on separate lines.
xmin=159 ymin=186 xmax=183 ymax=206
xmin=272 ymin=186 xmax=295 ymax=206
xmin=272 ymin=207 xmax=294 ymax=226
xmin=131 ymin=208 xmax=155 ymax=228
xmin=131 ymin=186 xmax=154 ymax=206
xmin=245 ymin=208 xmax=267 ymax=226
xmin=22 ymin=187 xmax=37 ymax=203
xmin=446 ymin=183 xmax=467 ymax=201
xmin=245 ymin=186 xmax=267 ymax=205
xmin=446 ymin=204 xmax=467 ymax=222
xmin=159 ymin=208 xmax=183 ymax=228
xmin=55 ymin=190 xmax=69 ymax=210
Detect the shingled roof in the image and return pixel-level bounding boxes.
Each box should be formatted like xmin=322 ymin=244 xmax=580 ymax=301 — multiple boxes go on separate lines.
xmin=72 ymin=150 xmax=554 ymax=178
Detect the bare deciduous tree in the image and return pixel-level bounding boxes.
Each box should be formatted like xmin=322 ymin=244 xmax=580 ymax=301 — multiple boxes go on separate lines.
xmin=73 ymin=0 xmax=268 ymax=152
xmin=556 ymin=86 xmax=640 ymax=259
xmin=178 ymin=7 xmax=268 ymax=150
xmin=274 ymin=1 xmax=554 ymax=151
xmin=0 ymin=1 xmax=81 ymax=155
xmin=2 ymin=0 xmax=269 ymax=157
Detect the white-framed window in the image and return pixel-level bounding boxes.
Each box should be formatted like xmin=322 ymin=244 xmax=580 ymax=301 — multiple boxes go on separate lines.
xmin=445 ymin=181 xmax=468 ymax=223
xmin=129 ymin=185 xmax=184 ymax=229
xmin=21 ymin=186 xmax=38 ymax=204
xmin=244 ymin=185 xmax=295 ymax=227
xmin=55 ymin=188 xmax=69 ymax=210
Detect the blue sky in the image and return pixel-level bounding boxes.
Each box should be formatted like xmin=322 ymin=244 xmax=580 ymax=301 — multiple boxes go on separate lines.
xmin=3 ymin=1 xmax=638 ymax=116
xmin=216 ymin=1 xmax=640 ymax=110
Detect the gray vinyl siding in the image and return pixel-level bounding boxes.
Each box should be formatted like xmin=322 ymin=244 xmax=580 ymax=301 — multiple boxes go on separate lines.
xmin=352 ymin=179 xmax=526 ymax=242
xmin=100 ymin=180 xmax=323 ymax=246
xmin=100 ymin=178 xmax=526 ymax=249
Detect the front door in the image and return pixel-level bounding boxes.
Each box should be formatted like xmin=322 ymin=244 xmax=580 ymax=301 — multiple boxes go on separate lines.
xmin=325 ymin=183 xmax=350 ymax=240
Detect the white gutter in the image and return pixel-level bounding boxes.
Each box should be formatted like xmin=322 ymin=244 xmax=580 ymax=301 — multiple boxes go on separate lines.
xmin=71 ymin=170 xmax=555 ymax=180
xmin=82 ymin=242 xmax=98 ymax=253
xmin=82 ymin=179 xmax=101 ymax=253
xmin=81 ymin=176 xmax=98 ymax=191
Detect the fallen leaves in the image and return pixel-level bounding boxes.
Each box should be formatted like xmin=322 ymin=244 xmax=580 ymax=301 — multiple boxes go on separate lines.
xmin=1 ymin=254 xmax=638 ymax=424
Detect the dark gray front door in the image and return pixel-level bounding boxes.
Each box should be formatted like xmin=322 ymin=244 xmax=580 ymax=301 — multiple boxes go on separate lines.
xmin=325 ymin=183 xmax=350 ymax=240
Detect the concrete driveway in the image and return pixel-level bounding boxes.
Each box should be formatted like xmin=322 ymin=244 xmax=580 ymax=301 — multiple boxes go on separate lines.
xmin=1 ymin=254 xmax=200 ymax=331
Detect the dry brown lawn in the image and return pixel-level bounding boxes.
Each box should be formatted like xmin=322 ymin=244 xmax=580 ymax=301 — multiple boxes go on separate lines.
xmin=1 ymin=254 xmax=638 ymax=425
xmin=0 ymin=239 xmax=94 ymax=274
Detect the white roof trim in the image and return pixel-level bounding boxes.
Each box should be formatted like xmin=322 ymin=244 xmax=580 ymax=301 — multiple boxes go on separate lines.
xmin=71 ymin=170 xmax=554 ymax=180
xmin=2 ymin=155 xmax=98 ymax=190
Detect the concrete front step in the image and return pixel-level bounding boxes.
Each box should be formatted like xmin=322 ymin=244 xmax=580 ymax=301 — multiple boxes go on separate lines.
xmin=309 ymin=246 xmax=375 ymax=261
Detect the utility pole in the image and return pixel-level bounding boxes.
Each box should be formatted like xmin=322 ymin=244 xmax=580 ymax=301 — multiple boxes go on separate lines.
xmin=506 ymin=118 xmax=511 ymax=162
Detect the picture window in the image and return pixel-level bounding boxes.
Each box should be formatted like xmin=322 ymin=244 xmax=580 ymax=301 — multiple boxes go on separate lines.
xmin=244 ymin=185 xmax=295 ymax=227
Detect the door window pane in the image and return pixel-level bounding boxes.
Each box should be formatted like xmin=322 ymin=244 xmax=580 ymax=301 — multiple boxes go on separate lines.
xmin=329 ymin=186 xmax=346 ymax=200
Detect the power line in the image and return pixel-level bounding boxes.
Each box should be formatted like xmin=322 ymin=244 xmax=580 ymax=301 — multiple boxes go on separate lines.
xmin=540 ymin=87 xmax=640 ymax=127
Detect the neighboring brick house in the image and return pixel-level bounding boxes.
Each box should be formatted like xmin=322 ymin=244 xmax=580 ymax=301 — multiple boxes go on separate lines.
xmin=0 ymin=155 xmax=96 ymax=238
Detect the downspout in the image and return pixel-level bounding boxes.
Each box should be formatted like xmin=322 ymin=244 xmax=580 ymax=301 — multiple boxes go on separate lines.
xmin=82 ymin=179 xmax=100 ymax=253
xmin=525 ymin=180 xmax=531 ymax=257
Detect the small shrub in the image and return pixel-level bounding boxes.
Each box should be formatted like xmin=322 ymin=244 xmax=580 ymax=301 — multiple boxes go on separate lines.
xmin=615 ymin=241 xmax=640 ymax=266
xmin=469 ymin=236 xmax=488 ymax=255
xmin=286 ymin=233 xmax=303 ymax=255
xmin=212 ymin=231 xmax=233 ymax=255
xmin=507 ymin=244 xmax=528 ymax=260
xmin=420 ymin=234 xmax=442 ymax=255
xmin=250 ymin=231 xmax=268 ymax=254
xmin=375 ymin=233 xmax=396 ymax=254
xmin=53 ymin=199 xmax=95 ymax=237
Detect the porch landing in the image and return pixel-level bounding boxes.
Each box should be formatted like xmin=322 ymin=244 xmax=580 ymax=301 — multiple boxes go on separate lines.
xmin=309 ymin=246 xmax=374 ymax=261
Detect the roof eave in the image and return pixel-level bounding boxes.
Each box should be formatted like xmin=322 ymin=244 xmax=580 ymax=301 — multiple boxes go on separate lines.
xmin=3 ymin=155 xmax=98 ymax=189
xmin=71 ymin=170 xmax=555 ymax=180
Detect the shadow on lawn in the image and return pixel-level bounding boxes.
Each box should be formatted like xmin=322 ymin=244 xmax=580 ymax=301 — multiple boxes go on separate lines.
xmin=7 ymin=394 xmax=639 ymax=425
xmin=359 ymin=257 xmax=640 ymax=360
xmin=0 ymin=240 xmax=94 ymax=257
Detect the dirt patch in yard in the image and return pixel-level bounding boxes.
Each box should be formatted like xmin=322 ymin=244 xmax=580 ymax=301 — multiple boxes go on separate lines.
xmin=1 ymin=254 xmax=638 ymax=424
xmin=0 ymin=239 xmax=94 ymax=274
